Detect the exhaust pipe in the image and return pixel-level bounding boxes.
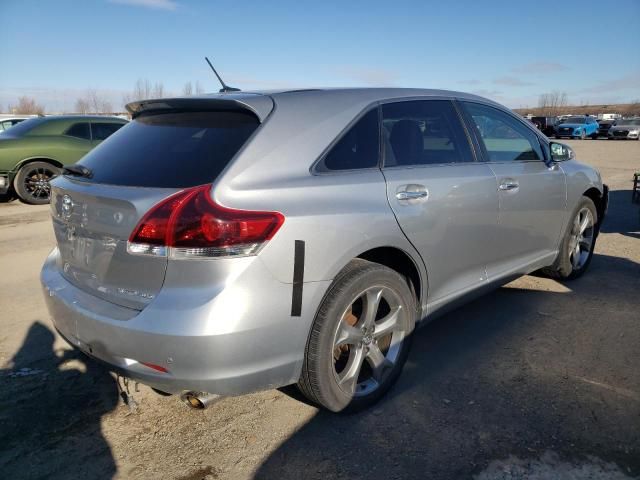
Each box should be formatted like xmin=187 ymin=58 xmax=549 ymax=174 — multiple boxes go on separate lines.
xmin=180 ymin=391 xmax=222 ymax=409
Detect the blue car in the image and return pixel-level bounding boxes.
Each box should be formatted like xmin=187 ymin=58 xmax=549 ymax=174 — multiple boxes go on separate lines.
xmin=555 ymin=116 xmax=599 ymax=140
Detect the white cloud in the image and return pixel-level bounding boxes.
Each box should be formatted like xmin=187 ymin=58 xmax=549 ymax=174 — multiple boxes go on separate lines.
xmin=472 ymin=89 xmax=504 ymax=97
xmin=493 ymin=76 xmax=534 ymax=87
xmin=512 ymin=62 xmax=569 ymax=74
xmin=580 ymin=71 xmax=640 ymax=94
xmin=108 ymin=0 xmax=178 ymax=11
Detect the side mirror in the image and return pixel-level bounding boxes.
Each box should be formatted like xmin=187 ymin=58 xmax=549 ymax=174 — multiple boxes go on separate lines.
xmin=549 ymin=142 xmax=575 ymax=162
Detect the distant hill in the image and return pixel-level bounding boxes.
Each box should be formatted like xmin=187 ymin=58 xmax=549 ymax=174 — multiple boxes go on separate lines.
xmin=514 ymin=103 xmax=640 ymax=117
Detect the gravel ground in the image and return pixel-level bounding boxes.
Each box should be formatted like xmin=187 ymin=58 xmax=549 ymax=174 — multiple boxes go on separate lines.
xmin=0 ymin=139 xmax=638 ymax=480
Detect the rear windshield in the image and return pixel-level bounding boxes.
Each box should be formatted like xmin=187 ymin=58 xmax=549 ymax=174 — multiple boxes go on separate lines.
xmin=76 ymin=111 xmax=259 ymax=188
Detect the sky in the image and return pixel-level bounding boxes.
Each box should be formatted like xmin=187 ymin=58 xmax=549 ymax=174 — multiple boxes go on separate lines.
xmin=1 ymin=0 xmax=639 ymax=112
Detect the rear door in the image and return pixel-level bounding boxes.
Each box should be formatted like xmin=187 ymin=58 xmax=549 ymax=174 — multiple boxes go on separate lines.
xmin=381 ymin=99 xmax=498 ymax=308
xmin=459 ymin=101 xmax=566 ymax=278
xmin=50 ymin=109 xmax=261 ymax=310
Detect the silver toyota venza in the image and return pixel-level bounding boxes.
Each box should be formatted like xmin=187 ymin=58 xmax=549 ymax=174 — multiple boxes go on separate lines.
xmin=41 ymin=88 xmax=608 ymax=412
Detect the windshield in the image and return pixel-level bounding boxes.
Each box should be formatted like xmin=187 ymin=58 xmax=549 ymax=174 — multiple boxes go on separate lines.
xmin=0 ymin=117 xmax=46 ymax=136
xmin=76 ymin=111 xmax=260 ymax=188
xmin=561 ymin=117 xmax=586 ymax=124
xmin=617 ymin=119 xmax=640 ymax=126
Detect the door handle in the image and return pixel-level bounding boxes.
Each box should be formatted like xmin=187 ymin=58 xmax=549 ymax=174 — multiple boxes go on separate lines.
xmin=498 ymin=179 xmax=519 ymax=191
xmin=396 ymin=184 xmax=429 ymax=202
xmin=396 ymin=190 xmax=429 ymax=200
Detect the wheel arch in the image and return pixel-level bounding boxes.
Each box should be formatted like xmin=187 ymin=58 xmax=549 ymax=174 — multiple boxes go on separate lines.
xmin=582 ymin=186 xmax=606 ymax=227
xmin=356 ymin=246 xmax=425 ymax=305
xmin=14 ymin=156 xmax=64 ymax=172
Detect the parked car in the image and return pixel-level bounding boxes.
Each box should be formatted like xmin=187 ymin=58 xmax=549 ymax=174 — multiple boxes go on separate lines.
xmin=41 ymin=89 xmax=608 ymax=412
xmin=555 ymin=116 xmax=599 ymax=139
xmin=597 ymin=118 xmax=617 ymax=138
xmin=0 ymin=116 xmax=35 ymax=133
xmin=0 ymin=115 xmax=127 ymax=204
xmin=531 ymin=116 xmax=558 ymax=137
xmin=607 ymin=118 xmax=640 ymax=140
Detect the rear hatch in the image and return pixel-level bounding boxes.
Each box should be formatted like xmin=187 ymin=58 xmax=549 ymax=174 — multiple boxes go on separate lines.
xmin=49 ymin=96 xmax=269 ymax=310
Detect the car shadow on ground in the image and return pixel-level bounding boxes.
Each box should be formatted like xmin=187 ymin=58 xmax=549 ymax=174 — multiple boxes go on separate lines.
xmin=258 ymin=252 xmax=640 ymax=480
xmin=0 ymin=322 xmax=119 ymax=479
xmin=0 ymin=192 xmax=16 ymax=203
xmin=600 ymin=189 xmax=639 ymax=239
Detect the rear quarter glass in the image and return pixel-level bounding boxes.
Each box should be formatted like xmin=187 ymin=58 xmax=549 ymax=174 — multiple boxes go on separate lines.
xmin=76 ymin=111 xmax=260 ymax=188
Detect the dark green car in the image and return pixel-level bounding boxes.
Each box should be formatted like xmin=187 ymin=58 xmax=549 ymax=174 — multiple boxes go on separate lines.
xmin=0 ymin=115 xmax=127 ymax=204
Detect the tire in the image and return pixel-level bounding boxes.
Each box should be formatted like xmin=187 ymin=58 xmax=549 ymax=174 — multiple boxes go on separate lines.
xmin=298 ymin=259 xmax=417 ymax=412
xmin=590 ymin=132 xmax=598 ymax=140
xmin=555 ymin=135 xmax=561 ymax=139
xmin=13 ymin=161 xmax=60 ymax=205
xmin=541 ymin=197 xmax=598 ymax=280
xmin=579 ymin=130 xmax=586 ymax=140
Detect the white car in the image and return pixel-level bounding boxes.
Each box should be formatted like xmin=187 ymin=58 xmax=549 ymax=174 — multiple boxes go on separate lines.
xmin=0 ymin=115 xmax=38 ymax=133
xmin=607 ymin=118 xmax=640 ymax=140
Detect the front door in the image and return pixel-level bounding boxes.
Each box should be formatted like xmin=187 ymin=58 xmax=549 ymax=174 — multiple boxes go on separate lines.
xmin=460 ymin=101 xmax=566 ymax=279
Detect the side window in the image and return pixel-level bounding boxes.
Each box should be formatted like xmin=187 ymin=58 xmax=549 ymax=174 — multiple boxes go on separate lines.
xmin=318 ymin=109 xmax=379 ymax=172
xmin=65 ymin=123 xmax=91 ymax=140
xmin=91 ymin=122 xmax=124 ymax=141
xmin=382 ymin=100 xmax=473 ymax=167
xmin=462 ymin=102 xmax=543 ymax=162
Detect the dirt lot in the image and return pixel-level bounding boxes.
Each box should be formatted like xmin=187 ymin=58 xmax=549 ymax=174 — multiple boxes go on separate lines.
xmin=1 ymin=139 xmax=638 ymax=480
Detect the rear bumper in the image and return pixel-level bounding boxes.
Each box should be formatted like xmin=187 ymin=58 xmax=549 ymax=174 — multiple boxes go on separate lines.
xmin=41 ymin=248 xmax=330 ymax=396
xmin=0 ymin=171 xmax=13 ymax=194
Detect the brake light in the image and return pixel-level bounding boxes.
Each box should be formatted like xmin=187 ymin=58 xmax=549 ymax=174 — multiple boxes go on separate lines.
xmin=127 ymin=185 xmax=284 ymax=258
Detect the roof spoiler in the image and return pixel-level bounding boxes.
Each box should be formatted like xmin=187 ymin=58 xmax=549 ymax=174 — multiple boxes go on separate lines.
xmin=125 ymin=95 xmax=274 ymax=122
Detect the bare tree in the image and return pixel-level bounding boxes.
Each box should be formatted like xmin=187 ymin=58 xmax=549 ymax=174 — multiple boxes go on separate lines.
xmin=122 ymin=79 xmax=169 ymax=109
xmin=537 ymin=91 xmax=568 ymax=116
xmin=182 ymin=81 xmax=205 ymax=96
xmin=152 ymin=82 xmax=164 ymax=98
xmin=87 ymin=89 xmax=113 ymax=113
xmin=123 ymin=79 xmax=154 ymax=104
xmin=74 ymin=90 xmax=112 ymax=114
xmin=75 ymin=98 xmax=90 ymax=114
xmin=9 ymin=96 xmax=45 ymax=115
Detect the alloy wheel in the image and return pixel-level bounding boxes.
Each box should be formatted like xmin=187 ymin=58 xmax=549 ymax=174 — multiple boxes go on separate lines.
xmin=568 ymin=207 xmax=595 ymax=270
xmin=331 ymin=285 xmax=409 ymax=397
xmin=22 ymin=166 xmax=57 ymax=201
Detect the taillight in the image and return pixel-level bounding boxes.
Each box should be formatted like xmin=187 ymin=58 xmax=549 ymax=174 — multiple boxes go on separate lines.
xmin=127 ymin=185 xmax=284 ymax=259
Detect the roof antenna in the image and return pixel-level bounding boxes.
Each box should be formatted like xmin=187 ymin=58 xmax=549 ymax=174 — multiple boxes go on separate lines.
xmin=205 ymin=57 xmax=240 ymax=93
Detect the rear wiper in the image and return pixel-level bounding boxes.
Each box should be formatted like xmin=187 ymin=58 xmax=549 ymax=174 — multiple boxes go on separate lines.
xmin=63 ymin=164 xmax=93 ymax=178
